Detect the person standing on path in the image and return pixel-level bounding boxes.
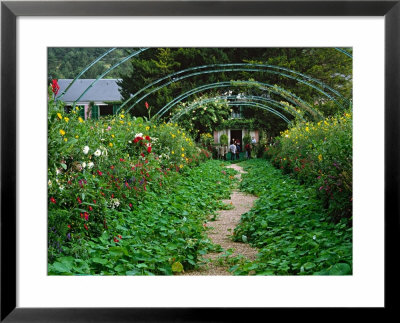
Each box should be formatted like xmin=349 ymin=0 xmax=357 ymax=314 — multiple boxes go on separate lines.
xmin=229 ymin=140 xmax=237 ymax=161
xmin=236 ymin=139 xmax=241 ymax=160
xmin=245 ymin=142 xmax=251 ymax=159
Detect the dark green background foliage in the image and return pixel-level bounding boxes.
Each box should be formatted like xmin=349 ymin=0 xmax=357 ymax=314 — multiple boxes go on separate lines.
xmin=49 ymin=47 xmax=352 ymax=134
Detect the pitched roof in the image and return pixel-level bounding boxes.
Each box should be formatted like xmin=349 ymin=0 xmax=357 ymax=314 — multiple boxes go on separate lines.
xmin=55 ymin=79 xmax=123 ymax=103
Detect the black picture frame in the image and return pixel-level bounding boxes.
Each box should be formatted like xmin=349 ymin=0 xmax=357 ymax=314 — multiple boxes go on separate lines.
xmin=1 ymin=0 xmax=399 ymax=321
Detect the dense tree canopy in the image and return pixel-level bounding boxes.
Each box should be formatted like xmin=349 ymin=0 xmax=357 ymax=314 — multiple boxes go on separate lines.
xmin=49 ymin=47 xmax=352 ymax=137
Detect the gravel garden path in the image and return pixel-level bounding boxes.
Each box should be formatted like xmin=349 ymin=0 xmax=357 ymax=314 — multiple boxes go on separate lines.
xmin=182 ymin=163 xmax=258 ymax=276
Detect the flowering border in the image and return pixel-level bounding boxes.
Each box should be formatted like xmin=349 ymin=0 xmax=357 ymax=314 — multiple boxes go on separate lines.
xmin=1 ymin=0 xmax=399 ymax=321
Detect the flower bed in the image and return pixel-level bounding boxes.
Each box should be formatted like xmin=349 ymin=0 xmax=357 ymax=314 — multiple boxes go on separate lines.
xmin=264 ymin=111 xmax=352 ymax=221
xmin=47 ymin=99 xmax=237 ymax=275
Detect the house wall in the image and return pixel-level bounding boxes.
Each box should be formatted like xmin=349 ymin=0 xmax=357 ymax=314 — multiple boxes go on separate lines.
xmin=213 ymin=129 xmax=259 ymax=144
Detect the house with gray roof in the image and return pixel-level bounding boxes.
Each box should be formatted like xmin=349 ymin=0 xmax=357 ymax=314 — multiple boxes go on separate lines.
xmin=55 ymin=79 xmax=123 ymax=119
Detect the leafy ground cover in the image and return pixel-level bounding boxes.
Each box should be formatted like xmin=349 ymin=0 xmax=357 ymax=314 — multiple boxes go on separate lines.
xmin=48 ymin=159 xmax=237 ymax=275
xmin=48 ymin=97 xmax=238 ymax=275
xmin=264 ymin=111 xmax=352 ymax=221
xmin=231 ymin=159 xmax=352 ymax=275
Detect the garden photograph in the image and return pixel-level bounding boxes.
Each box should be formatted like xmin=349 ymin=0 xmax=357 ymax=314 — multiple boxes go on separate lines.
xmin=47 ymin=47 xmax=353 ymax=276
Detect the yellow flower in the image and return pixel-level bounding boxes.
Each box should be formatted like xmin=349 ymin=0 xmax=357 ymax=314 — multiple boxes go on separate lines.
xmin=75 ymin=135 xmax=79 ymax=139
xmin=171 ymin=134 xmax=176 ymax=138
xmin=181 ymin=153 xmax=185 ymax=158
xmin=111 ymin=134 xmax=115 ymax=138
xmin=64 ymin=138 xmax=68 ymax=142
xmin=146 ymin=126 xmax=150 ymax=131
xmin=109 ymin=143 xmax=113 ymax=147
xmin=78 ymin=117 xmax=84 ymax=123
xmin=179 ymin=164 xmax=183 ymax=168
xmin=318 ymin=154 xmax=323 ymax=161
xmin=57 ymin=113 xmax=62 ymax=119
xmin=120 ymin=120 xmax=124 ymax=124
xmin=120 ymin=114 xmax=125 ymax=118
xmin=181 ymin=147 xmax=184 ymax=151
xmin=75 ymin=106 xmax=80 ymax=111
xmin=64 ymin=117 xmax=69 ymax=123
xmin=172 ymin=151 xmax=175 ymax=154
xmin=305 ymin=127 xmax=309 ymax=132
xmin=59 ymin=129 xmax=65 ymax=136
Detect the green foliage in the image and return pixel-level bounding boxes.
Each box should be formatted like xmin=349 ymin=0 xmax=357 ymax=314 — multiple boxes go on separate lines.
xmin=231 ymin=159 xmax=352 ymax=275
xmin=265 ymin=111 xmax=352 ymax=220
xmin=242 ymin=134 xmax=251 ymax=146
xmin=171 ymin=95 xmax=231 ymax=138
xmin=48 ymin=97 xmax=244 ymax=275
xmin=219 ymin=134 xmax=228 ymax=145
xmin=48 ymin=48 xmax=137 ymax=80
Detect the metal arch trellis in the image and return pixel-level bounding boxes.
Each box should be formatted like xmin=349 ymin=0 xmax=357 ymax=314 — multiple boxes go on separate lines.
xmin=155 ymin=81 xmax=324 ymax=121
xmin=56 ymin=47 xmax=117 ymax=101
xmin=170 ymin=95 xmax=303 ymax=123
xmin=118 ymin=63 xmax=350 ymax=114
xmin=170 ymin=98 xmax=292 ymax=124
xmin=71 ymin=47 xmax=149 ymax=107
xmin=334 ymin=47 xmax=353 ymax=58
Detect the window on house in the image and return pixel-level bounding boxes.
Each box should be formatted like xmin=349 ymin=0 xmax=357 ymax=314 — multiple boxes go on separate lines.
xmin=231 ymin=106 xmax=243 ymax=119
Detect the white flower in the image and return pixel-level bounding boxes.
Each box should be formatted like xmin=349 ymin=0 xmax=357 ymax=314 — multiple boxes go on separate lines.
xmin=59 ymin=185 xmax=65 ymax=191
xmin=83 ymin=146 xmax=90 ymax=155
xmin=135 ymin=133 xmax=143 ymax=138
xmin=94 ymin=149 xmax=101 ymax=157
xmin=82 ymin=162 xmax=86 ymax=168
xmin=88 ymin=162 xmax=94 ymax=169
xmin=313 ymin=235 xmax=316 ymax=240
xmin=48 ymin=180 xmax=52 ymax=186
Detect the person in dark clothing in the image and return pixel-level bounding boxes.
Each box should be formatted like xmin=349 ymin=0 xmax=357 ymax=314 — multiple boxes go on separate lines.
xmin=245 ymin=142 xmax=251 ymax=159
xmin=236 ymin=140 xmax=241 ymax=160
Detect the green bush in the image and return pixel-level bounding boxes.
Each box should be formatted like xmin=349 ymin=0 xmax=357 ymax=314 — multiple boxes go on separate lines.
xmin=47 ymin=98 xmax=237 ymax=275
xmin=264 ymin=111 xmax=352 ymax=220
xmin=231 ymin=159 xmax=352 ymax=276
xmin=219 ymin=134 xmax=228 ymax=146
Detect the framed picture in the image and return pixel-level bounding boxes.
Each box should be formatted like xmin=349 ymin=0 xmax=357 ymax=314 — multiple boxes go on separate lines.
xmin=1 ymin=0 xmax=398 ymax=321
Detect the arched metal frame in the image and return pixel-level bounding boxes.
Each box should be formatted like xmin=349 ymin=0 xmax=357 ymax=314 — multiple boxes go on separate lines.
xmin=72 ymin=48 xmax=149 ymax=107
xmin=119 ymin=63 xmax=350 ymax=114
xmin=155 ymin=81 xmax=323 ymax=120
xmin=56 ymin=47 xmax=117 ymax=101
xmin=170 ymin=95 xmax=304 ymax=122
xmin=334 ymin=47 xmax=353 ymax=58
xmin=170 ymin=98 xmax=291 ymax=124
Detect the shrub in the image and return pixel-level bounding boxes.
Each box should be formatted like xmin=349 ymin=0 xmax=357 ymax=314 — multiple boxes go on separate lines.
xmin=264 ymin=110 xmax=352 ymax=220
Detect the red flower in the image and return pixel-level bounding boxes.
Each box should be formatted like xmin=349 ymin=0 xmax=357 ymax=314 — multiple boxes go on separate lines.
xmin=110 ymin=165 xmax=114 ymax=170
xmin=84 ymin=212 xmax=89 ymax=221
xmin=51 ymin=79 xmax=60 ymax=95
xmin=50 ymin=197 xmax=56 ymax=204
xmin=93 ymin=200 xmax=97 ymax=204
xmin=145 ymin=101 xmax=149 ymax=109
xmin=141 ymin=153 xmax=145 ymax=158
xmin=118 ymin=235 xmax=122 ymax=239
xmin=67 ymin=225 xmax=71 ymax=229
xmin=129 ymin=203 xmax=133 ymax=208
xmin=88 ymin=206 xmax=93 ymax=211
xmin=114 ymin=237 xmax=119 ymax=243
xmin=84 ymin=224 xmax=88 ymax=230
xmin=77 ymin=197 xmax=82 ymax=204
xmin=120 ymin=158 xmax=125 ymax=162
xmin=97 ymin=170 xmax=103 ymax=176
xmin=145 ymin=136 xmax=151 ymax=141
xmin=147 ymin=146 xmax=152 ymax=153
